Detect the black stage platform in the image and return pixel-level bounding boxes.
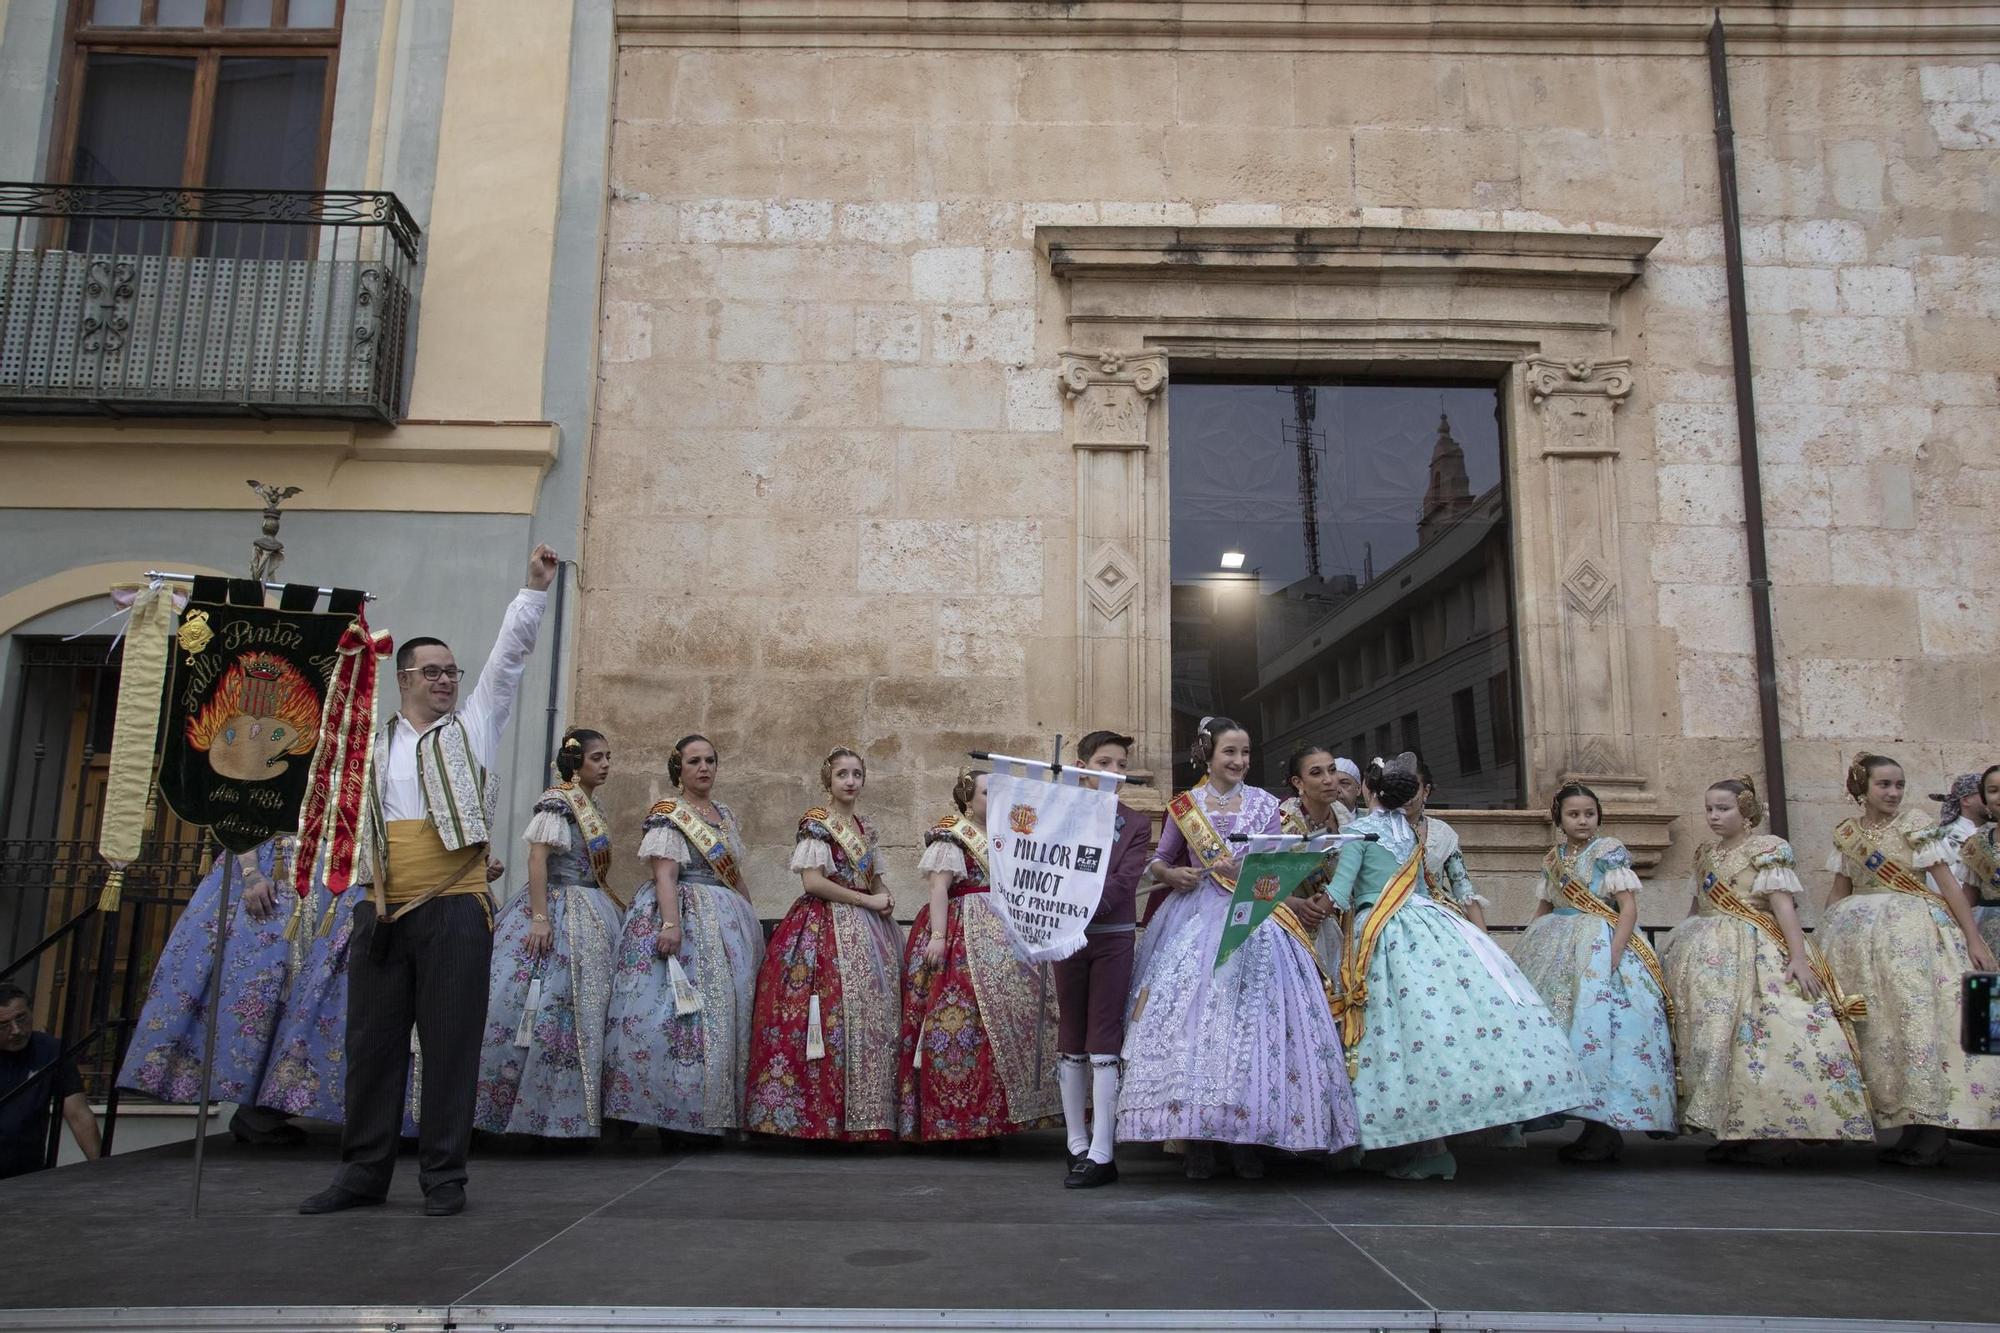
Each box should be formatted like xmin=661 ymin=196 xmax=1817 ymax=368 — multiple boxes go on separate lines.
xmin=1 ymin=1129 xmax=1996 ymax=1332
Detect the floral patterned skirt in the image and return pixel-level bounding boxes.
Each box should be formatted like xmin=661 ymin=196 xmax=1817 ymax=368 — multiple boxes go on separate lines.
xmin=744 ymin=895 xmax=903 ymax=1141
xmin=254 ymin=886 xmax=358 ymax=1122
xmin=602 ymin=879 xmax=765 ymax=1134
xmin=896 ymin=894 xmax=1059 ymax=1141
xmin=473 ymin=879 xmax=621 ymax=1138
xmin=1349 ymin=897 xmax=1586 ymax=1148
xmin=1977 ymin=905 xmax=2000 ymax=962
xmin=1820 ymin=892 xmax=2000 ymax=1129
xmin=1117 ymin=884 xmax=1357 ymax=1152
xmin=118 ymin=849 xmax=295 ymax=1105
xmin=1513 ymin=910 xmax=1677 ymax=1131
xmin=1661 ymin=913 xmax=1871 ymax=1141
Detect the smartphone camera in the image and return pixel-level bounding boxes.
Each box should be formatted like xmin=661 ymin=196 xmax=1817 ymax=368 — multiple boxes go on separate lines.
xmin=1965 ymin=973 xmax=2000 ymax=1056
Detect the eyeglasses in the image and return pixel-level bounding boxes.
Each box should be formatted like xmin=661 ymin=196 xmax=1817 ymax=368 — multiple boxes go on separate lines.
xmin=0 ymin=1013 xmax=32 ymax=1033
xmin=399 ymin=665 xmax=465 ymax=683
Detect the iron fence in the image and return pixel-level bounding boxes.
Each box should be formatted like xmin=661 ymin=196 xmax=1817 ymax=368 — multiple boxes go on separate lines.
xmin=0 ymin=183 xmax=419 ymax=423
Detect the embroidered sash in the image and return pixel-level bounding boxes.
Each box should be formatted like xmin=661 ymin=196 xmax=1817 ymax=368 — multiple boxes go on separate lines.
xmin=929 ymin=812 xmax=991 ymax=878
xmin=416 ymin=716 xmax=498 ymax=850
xmin=1833 ymin=818 xmax=1939 ymax=902
xmin=653 ymin=798 xmax=744 ymax=892
xmin=1961 ymin=829 xmax=2000 ymax=904
xmin=1330 ymin=836 xmax=1426 ymax=1076
xmin=1551 ymin=861 xmax=1674 ymax=1023
xmin=1167 ymin=791 xmax=1239 ymax=891
xmin=806 ymin=806 xmax=875 ymax=886
xmin=554 ymin=782 xmax=620 ymax=908
xmin=1700 ymin=866 xmax=1864 ymax=1021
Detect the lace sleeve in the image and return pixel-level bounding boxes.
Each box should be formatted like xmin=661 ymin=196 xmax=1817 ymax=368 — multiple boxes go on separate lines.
xmin=638 ymin=816 xmax=692 ymax=865
xmin=917 ymin=840 xmax=968 ymax=878
xmin=1907 ymin=817 xmax=1950 ymax=870
xmin=790 ymin=838 xmax=836 ymax=873
xmin=523 ymin=801 xmax=573 ymax=850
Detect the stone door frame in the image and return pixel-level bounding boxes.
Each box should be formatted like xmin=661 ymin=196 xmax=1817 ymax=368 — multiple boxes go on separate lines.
xmin=1041 ymin=224 xmax=1674 ymax=868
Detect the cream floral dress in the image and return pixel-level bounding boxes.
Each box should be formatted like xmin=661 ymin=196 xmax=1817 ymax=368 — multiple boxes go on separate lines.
xmin=1818 ymin=808 xmax=2000 ymax=1130
xmin=1661 ymin=837 xmax=1871 ymax=1142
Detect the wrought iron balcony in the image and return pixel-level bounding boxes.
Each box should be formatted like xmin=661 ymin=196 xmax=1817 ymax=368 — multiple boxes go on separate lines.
xmin=0 ymin=184 xmax=419 ymax=424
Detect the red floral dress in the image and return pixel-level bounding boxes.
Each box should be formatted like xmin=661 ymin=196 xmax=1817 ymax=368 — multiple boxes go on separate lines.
xmin=896 ymin=818 xmax=1060 ymax=1140
xmin=743 ymin=809 xmax=902 ymax=1141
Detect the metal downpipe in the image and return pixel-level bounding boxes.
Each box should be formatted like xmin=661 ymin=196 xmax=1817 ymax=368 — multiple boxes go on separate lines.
xmin=1706 ymin=14 xmax=1790 ymax=837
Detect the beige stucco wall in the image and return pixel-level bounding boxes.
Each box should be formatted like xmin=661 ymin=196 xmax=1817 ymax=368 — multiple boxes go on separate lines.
xmin=584 ymin=6 xmax=2000 ymax=920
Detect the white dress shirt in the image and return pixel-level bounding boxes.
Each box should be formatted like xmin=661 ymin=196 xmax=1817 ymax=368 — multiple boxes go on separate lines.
xmin=379 ymin=588 xmax=547 ymax=823
xmin=1945 ymin=814 xmax=1982 ymax=887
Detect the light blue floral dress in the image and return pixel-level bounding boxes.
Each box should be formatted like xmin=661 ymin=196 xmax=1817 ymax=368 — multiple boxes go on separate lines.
xmin=472 ymin=789 xmax=622 ymax=1138
xmin=1512 ymin=836 xmax=1677 ymax=1132
xmin=119 ymin=838 xmax=297 ymax=1104
xmin=1325 ymin=809 xmax=1586 ymax=1149
xmin=602 ymin=800 xmax=766 ymax=1135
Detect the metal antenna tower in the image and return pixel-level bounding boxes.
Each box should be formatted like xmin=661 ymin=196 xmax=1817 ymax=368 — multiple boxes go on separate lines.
xmin=1279 ymin=385 xmax=1324 ymax=578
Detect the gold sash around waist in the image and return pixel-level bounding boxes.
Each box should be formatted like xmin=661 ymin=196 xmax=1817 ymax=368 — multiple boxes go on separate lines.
xmin=377 ymin=818 xmax=488 ymax=922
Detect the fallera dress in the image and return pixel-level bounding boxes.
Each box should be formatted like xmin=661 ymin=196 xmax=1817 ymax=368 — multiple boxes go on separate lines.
xmin=1117 ymin=784 xmax=1359 ymax=1153
xmin=1661 ymin=836 xmax=1871 ymax=1142
xmin=1819 ymin=808 xmax=2000 ymax=1130
xmin=255 ymin=875 xmax=359 ymax=1123
xmin=1325 ymin=809 xmax=1586 ymax=1149
xmin=896 ymin=815 xmax=1061 ymax=1140
xmin=472 ymin=787 xmax=622 ymax=1137
xmin=743 ymin=809 xmax=904 ymax=1141
xmin=1954 ymin=824 xmax=2000 ymax=959
xmin=601 ymin=798 xmax=765 ymax=1135
xmin=120 ymin=838 xmax=297 ymax=1106
xmin=1512 ymin=837 xmax=1677 ymax=1132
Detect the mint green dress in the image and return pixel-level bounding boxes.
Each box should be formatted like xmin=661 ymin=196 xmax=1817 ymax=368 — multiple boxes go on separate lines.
xmin=1326 ymin=809 xmax=1587 ymax=1148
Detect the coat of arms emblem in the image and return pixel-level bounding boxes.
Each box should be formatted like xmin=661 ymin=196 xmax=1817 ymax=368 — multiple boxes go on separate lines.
xmin=1008 ymin=803 xmax=1038 ymax=836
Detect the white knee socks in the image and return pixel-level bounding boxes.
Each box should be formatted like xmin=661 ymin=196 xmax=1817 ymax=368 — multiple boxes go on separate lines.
xmin=1059 ymin=1054 xmax=1090 ymax=1157
xmin=1089 ymin=1055 xmax=1120 ymax=1165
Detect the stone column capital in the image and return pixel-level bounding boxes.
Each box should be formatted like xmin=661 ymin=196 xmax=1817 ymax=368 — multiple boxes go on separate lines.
xmin=1525 ymin=356 xmax=1634 ymax=411
xmin=1059 ymin=349 xmax=1169 ymax=450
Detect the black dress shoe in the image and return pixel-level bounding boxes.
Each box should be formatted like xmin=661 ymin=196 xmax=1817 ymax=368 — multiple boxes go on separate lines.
xmin=424 ymin=1182 xmax=467 ymax=1216
xmin=1064 ymin=1159 xmax=1118 ymax=1189
xmin=231 ymin=1107 xmax=306 ymax=1146
xmin=1067 ymin=1153 xmax=1087 ymax=1173
xmin=298 ymin=1185 xmax=384 ymax=1215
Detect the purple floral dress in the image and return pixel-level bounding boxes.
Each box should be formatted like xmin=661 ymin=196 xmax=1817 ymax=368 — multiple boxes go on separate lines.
xmin=254 ymin=881 xmax=358 ymax=1123
xmin=119 ymin=839 xmax=296 ymax=1104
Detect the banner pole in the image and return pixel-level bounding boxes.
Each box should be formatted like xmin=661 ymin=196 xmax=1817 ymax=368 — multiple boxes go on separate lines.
xmin=189 ymin=840 xmax=235 ymax=1219
xmin=1032 ymin=733 xmax=1063 ymax=1084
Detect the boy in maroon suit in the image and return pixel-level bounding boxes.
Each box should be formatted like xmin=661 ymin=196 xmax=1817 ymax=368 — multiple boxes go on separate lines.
xmin=1055 ymin=729 xmax=1152 ymax=1188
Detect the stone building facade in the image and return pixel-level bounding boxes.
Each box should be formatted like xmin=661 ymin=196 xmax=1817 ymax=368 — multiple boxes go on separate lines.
xmin=585 ymin=1 xmax=1999 ymax=923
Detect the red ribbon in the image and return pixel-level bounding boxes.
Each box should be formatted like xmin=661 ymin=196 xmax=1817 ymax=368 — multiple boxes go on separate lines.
xmin=293 ymin=609 xmax=391 ymax=897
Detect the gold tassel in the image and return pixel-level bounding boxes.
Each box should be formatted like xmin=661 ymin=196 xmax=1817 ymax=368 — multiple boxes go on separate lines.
xmin=317 ymin=896 xmax=339 ymax=937
xmin=97 ymin=869 xmax=126 ymax=915
xmin=283 ymin=890 xmax=309 ymax=941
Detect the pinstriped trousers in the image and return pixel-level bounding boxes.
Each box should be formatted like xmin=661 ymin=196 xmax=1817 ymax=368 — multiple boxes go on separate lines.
xmin=335 ymin=894 xmax=493 ymax=1197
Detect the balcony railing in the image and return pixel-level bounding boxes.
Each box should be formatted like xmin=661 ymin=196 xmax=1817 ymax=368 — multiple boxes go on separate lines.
xmin=0 ymin=184 xmax=420 ymax=424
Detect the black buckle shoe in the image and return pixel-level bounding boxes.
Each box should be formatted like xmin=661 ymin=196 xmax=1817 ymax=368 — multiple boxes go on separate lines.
xmin=423 ymin=1182 xmax=467 ymax=1216
xmin=1064 ymin=1159 xmax=1118 ymax=1189
xmin=299 ymin=1185 xmax=384 ymax=1215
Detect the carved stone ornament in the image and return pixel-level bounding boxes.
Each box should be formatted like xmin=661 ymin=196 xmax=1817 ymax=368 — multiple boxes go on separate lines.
xmin=1059 ymin=349 xmax=1169 ymax=450
xmin=1526 ymin=356 xmax=1634 ymax=409
xmin=1085 ymin=540 xmax=1141 ymax=619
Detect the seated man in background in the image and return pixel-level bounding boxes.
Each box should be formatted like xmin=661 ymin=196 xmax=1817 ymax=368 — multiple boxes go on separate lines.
xmin=0 ymin=982 xmax=102 ymax=1179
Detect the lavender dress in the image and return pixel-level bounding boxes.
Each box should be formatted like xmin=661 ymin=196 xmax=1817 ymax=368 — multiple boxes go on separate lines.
xmin=119 ymin=839 xmax=297 ymax=1104
xmin=1118 ymin=785 xmax=1359 ymax=1152
xmin=254 ymin=880 xmax=357 ymax=1123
